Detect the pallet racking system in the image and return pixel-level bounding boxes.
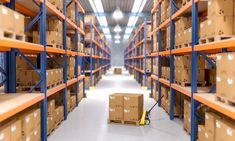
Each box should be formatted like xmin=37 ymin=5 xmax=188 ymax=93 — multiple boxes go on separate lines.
xmin=0 ymin=0 xmax=86 ymax=140
xmin=150 ymin=0 xmax=235 ymax=141
xmin=84 ymin=20 xmax=111 ymax=89
xmin=124 ymin=19 xmax=151 ymax=89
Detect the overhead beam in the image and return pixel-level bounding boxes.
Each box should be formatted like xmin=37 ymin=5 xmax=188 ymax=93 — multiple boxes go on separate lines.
xmin=86 ymin=12 xmax=151 ymax=17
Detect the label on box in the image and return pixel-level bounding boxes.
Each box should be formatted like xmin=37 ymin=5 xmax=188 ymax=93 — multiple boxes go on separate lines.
xmin=11 ymin=125 xmax=16 ymax=132
xmin=124 ymin=96 xmax=130 ymax=100
xmin=216 ymin=121 xmax=221 ymax=128
xmin=124 ymin=109 xmax=130 ymax=113
xmin=227 ymin=78 xmax=233 ymax=85
xmin=0 ymin=133 xmax=4 ymax=140
xmin=109 ymin=108 xmax=115 ymax=112
xmin=227 ymin=128 xmax=233 ymax=136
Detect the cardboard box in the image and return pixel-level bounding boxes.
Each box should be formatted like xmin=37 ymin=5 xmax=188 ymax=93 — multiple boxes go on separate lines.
xmin=33 ymin=31 xmax=61 ymax=46
xmin=208 ymin=0 xmax=234 ymax=17
xmin=47 ymin=99 xmax=55 ymax=116
xmin=205 ymin=112 xmax=222 ymax=135
xmin=71 ymin=95 xmax=76 ymax=109
xmin=47 ymin=18 xmax=62 ymax=32
xmin=54 ymin=106 xmax=64 ymax=125
xmin=21 ymin=111 xmax=34 ymax=136
xmin=109 ymin=94 xmax=124 ymax=121
xmin=32 ymin=108 xmax=41 ymax=127
xmin=207 ymin=15 xmax=235 ymax=37
xmin=198 ymin=125 xmax=206 ymax=141
xmin=114 ymin=68 xmax=122 ymax=74
xmin=47 ymin=116 xmax=55 ymax=135
xmin=216 ymin=52 xmax=235 ymax=100
xmin=216 ymin=119 xmax=235 ymax=141
xmin=13 ymin=11 xmax=24 ymax=34
xmin=0 ymin=5 xmax=14 ymax=32
xmin=67 ymin=3 xmax=75 ymax=22
xmin=175 ymin=68 xmax=205 ymax=83
xmin=85 ymin=15 xmax=96 ymax=24
xmin=123 ymin=94 xmax=143 ymax=122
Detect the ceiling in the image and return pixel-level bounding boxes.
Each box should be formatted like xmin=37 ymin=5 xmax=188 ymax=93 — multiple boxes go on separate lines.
xmin=77 ymin=0 xmax=153 ymax=39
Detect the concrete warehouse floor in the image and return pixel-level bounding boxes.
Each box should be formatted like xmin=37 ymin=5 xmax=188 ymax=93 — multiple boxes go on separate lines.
xmin=48 ymin=67 xmax=190 ymax=141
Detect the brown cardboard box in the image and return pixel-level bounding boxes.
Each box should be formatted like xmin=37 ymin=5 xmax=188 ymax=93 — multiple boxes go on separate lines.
xmin=207 ymin=15 xmax=235 ymax=37
xmin=205 ymin=112 xmax=222 ymax=135
xmin=176 ymin=68 xmax=205 ymax=83
xmin=216 ymin=52 xmax=235 ymax=100
xmin=200 ymin=19 xmax=209 ymax=39
xmin=216 ymin=119 xmax=235 ymax=141
xmin=32 ymin=108 xmax=41 ymax=127
xmin=123 ymin=94 xmax=143 ymax=122
xmin=174 ymin=56 xmax=205 ymax=69
xmin=47 ymin=18 xmax=62 ymax=32
xmin=33 ymin=31 xmax=61 ymax=46
xmin=54 ymin=106 xmax=64 ymax=125
xmin=198 ymin=125 xmax=206 ymax=141
xmin=114 ymin=68 xmax=122 ymax=74
xmin=67 ymin=3 xmax=75 ymax=21
xmin=71 ymin=95 xmax=76 ymax=109
xmin=0 ymin=122 xmax=11 ymax=141
xmin=16 ymin=56 xmax=37 ymax=69
xmin=47 ymin=116 xmax=55 ymax=135
xmin=208 ymin=0 xmax=234 ymax=17
xmin=109 ymin=94 xmax=124 ymax=121
xmin=183 ymin=114 xmax=191 ymax=134
xmin=13 ymin=11 xmax=24 ymax=34
xmin=10 ymin=119 xmax=22 ymax=141
xmin=47 ymin=99 xmax=55 ymax=116
xmin=0 ymin=5 xmax=14 ymax=32
xmin=21 ymin=111 xmax=34 ymax=136
xmin=85 ymin=15 xmax=96 ymax=24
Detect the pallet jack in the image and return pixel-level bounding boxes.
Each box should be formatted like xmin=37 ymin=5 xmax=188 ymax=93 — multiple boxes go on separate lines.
xmin=140 ymin=96 xmax=164 ymax=125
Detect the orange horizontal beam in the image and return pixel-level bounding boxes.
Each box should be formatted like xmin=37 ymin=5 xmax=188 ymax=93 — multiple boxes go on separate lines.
xmin=74 ymin=0 xmax=85 ymax=14
xmin=172 ymin=47 xmax=192 ymax=55
xmin=0 ymin=94 xmax=44 ymax=122
xmin=194 ymin=94 xmax=235 ymax=120
xmin=171 ymin=84 xmax=191 ymax=97
xmin=0 ymin=0 xmax=10 ymax=2
xmin=151 ymin=0 xmax=161 ymax=13
xmin=151 ymin=74 xmax=159 ymax=81
xmin=47 ymin=47 xmax=65 ymax=54
xmin=47 ymin=83 xmax=66 ymax=97
xmin=15 ymin=3 xmax=37 ymax=17
xmin=0 ymin=38 xmax=43 ymax=52
xmin=159 ymin=78 xmax=170 ymax=87
xmin=195 ymin=38 xmax=235 ymax=52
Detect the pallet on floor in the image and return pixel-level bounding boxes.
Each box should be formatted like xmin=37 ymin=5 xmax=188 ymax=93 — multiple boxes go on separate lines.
xmin=108 ymin=119 xmax=140 ymax=125
xmin=47 ymin=43 xmax=63 ymax=49
xmin=215 ymin=95 xmax=235 ymax=107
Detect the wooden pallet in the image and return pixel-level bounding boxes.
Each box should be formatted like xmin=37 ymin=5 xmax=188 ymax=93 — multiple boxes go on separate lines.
xmin=0 ymin=29 xmax=25 ymax=41
xmin=183 ymin=42 xmax=192 ymax=47
xmin=47 ymin=44 xmax=63 ymax=49
xmin=18 ymin=86 xmax=40 ymax=92
xmin=199 ymin=35 xmax=234 ymax=44
xmin=47 ymin=81 xmax=62 ymax=89
xmin=174 ymin=80 xmax=206 ymax=87
xmin=215 ymin=95 xmax=235 ymax=107
xmin=165 ymin=109 xmax=183 ymax=118
xmin=108 ymin=119 xmax=140 ymax=125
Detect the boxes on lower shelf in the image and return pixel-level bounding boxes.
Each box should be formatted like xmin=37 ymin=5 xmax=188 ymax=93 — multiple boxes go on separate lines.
xmin=0 ymin=106 xmax=41 ymax=141
xmin=198 ymin=111 xmax=235 ymax=141
xmin=109 ymin=93 xmax=143 ymax=123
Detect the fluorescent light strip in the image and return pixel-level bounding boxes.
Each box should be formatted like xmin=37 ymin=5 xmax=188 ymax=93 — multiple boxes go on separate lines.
xmin=89 ymin=0 xmax=111 ymax=37
xmin=124 ymin=0 xmax=147 ymax=39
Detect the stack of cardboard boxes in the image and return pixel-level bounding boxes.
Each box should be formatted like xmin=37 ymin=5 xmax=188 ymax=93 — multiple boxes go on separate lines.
xmin=17 ymin=56 xmax=63 ymax=88
xmin=85 ymin=75 xmax=95 ymax=87
xmin=174 ymin=17 xmax=192 ymax=48
xmin=216 ymin=52 xmax=235 ymax=102
xmin=0 ymin=5 xmax=25 ymax=40
xmin=109 ymin=93 xmax=143 ymax=123
xmin=67 ymin=2 xmax=75 ymax=22
xmin=161 ymin=85 xmax=184 ymax=116
xmin=174 ymin=56 xmax=205 ymax=84
xmin=0 ymin=106 xmax=41 ymax=141
xmin=183 ymin=99 xmax=191 ymax=133
xmin=198 ymin=111 xmax=235 ymax=141
xmin=200 ymin=0 xmax=235 ymax=41
xmin=161 ymin=0 xmax=170 ymax=22
xmin=152 ymin=80 xmax=158 ymax=101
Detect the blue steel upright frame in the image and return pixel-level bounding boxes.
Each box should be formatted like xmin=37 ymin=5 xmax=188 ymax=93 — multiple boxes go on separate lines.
xmin=191 ymin=1 xmax=199 ymax=141
xmin=0 ymin=1 xmax=86 ymax=141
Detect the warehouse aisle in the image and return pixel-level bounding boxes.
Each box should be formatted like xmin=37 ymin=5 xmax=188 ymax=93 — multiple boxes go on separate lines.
xmin=48 ymin=68 xmax=189 ymax=141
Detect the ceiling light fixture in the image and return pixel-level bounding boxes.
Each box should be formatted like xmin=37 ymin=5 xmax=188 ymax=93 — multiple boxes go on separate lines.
xmin=114 ymin=34 xmax=121 ymax=39
xmin=115 ymin=40 xmax=120 ymax=44
xmin=113 ymin=24 xmax=122 ymax=33
xmin=113 ymin=7 xmax=124 ymax=20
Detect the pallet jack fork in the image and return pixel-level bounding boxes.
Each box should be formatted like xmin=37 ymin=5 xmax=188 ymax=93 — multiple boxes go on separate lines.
xmin=139 ymin=96 xmax=163 ymax=125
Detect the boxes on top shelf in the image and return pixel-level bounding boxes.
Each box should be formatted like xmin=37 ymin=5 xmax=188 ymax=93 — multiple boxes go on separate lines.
xmin=85 ymin=15 xmax=96 ymax=24
xmin=33 ymin=31 xmax=62 ymax=48
xmin=48 ymin=0 xmax=63 ymax=11
xmin=67 ymin=2 xmax=75 ymax=22
xmin=207 ymin=0 xmax=234 ymax=17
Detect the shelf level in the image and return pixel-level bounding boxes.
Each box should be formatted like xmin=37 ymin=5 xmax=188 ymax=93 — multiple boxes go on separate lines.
xmin=0 ymin=93 xmax=44 ymax=122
